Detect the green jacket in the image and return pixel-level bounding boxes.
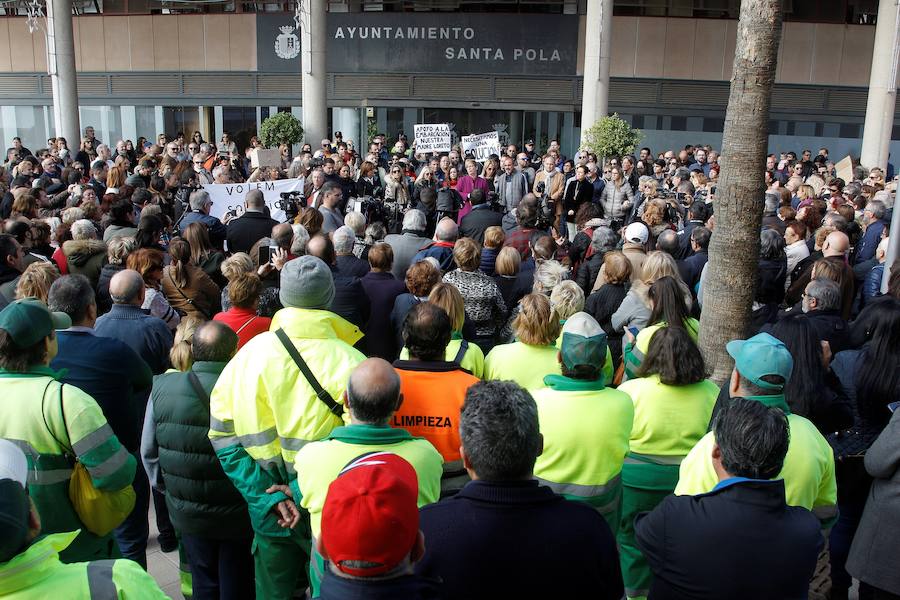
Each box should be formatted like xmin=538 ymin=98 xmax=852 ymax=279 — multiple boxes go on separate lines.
xmin=62 ymin=239 xmax=107 ymax=288
xmin=209 ymin=307 xmax=365 ymax=537
xmin=291 ymin=424 xmax=443 ymax=598
xmin=150 ymin=361 xmax=251 ymax=540
xmin=0 ymin=366 xmax=136 ymax=563
xmin=0 ymin=531 xmax=168 ymax=599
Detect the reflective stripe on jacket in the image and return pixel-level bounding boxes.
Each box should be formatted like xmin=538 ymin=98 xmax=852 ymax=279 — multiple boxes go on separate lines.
xmin=0 ymin=367 xmax=136 ymax=563
xmin=0 ymin=531 xmax=168 ymax=599
xmin=209 ymin=307 xmax=365 ymax=536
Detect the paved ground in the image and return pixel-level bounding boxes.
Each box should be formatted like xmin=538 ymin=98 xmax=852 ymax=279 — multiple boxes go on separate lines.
xmin=146 ymin=504 xmax=184 ymax=599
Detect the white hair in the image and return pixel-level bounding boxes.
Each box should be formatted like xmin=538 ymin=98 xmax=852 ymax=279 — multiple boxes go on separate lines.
xmin=71 ymin=219 xmax=97 ymax=241
xmin=291 ymin=224 xmax=309 ymax=255
xmin=402 ymin=209 xmax=426 ymax=232
xmin=533 ymin=260 xmax=569 ymax=294
xmin=333 ymin=226 xmax=356 ymax=255
xmin=344 ymin=211 xmax=366 ymax=235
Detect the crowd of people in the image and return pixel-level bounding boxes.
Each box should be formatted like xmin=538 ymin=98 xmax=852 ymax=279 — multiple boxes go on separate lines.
xmin=0 ymin=125 xmax=898 ymax=600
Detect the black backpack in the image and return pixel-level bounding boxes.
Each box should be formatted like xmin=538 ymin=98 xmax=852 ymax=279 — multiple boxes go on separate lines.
xmin=436 ymin=188 xmax=462 ymax=213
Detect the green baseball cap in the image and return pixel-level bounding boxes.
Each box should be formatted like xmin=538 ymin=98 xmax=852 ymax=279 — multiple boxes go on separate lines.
xmin=0 ymin=298 xmax=71 ymax=347
xmin=560 ymin=312 xmax=608 ymax=371
xmin=726 ymin=332 xmax=793 ymax=390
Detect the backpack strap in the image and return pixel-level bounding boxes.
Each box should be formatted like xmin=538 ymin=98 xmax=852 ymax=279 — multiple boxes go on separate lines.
xmin=453 ymin=339 xmax=469 ymax=365
xmin=186 ymin=371 xmax=209 ymax=404
xmin=274 ymin=328 xmax=344 ymax=417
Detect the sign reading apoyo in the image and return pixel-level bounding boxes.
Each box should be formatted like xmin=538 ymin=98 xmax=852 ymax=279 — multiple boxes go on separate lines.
xmin=462 ymin=131 xmax=501 ymax=161
xmin=414 ymin=124 xmax=452 ymax=153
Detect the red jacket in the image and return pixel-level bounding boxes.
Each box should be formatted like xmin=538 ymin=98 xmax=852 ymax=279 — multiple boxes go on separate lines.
xmin=213 ymin=307 xmax=271 ymax=349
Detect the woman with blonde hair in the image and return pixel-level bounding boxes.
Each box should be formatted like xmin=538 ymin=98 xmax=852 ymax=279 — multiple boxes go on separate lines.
xmin=611 ymin=250 xmax=692 ymax=335
xmin=484 ymin=293 xmax=563 ymax=389
xmin=14 ymin=262 xmax=60 ymax=302
xmin=168 ymin=315 xmax=204 ymax=372
xmin=399 ymin=282 xmax=485 ymax=378
xmin=162 ymin=238 xmax=221 ymax=320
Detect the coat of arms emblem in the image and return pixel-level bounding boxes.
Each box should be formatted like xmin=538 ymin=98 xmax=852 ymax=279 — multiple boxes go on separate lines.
xmin=275 ymin=25 xmax=300 ymax=60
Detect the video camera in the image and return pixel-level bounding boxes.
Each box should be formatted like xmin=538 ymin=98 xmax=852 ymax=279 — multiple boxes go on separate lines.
xmin=276 ymin=191 xmax=304 ymax=222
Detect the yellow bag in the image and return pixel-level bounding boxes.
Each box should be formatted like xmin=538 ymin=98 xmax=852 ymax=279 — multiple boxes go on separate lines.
xmin=41 ymin=380 xmax=136 ymax=537
xmin=68 ymin=461 xmax=136 ymax=537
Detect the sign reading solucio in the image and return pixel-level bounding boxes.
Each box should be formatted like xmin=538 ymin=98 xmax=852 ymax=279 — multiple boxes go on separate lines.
xmin=257 ymin=13 xmax=577 ymax=75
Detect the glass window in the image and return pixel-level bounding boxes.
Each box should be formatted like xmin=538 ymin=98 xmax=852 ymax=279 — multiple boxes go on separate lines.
xmin=222 ymin=107 xmax=258 ymax=153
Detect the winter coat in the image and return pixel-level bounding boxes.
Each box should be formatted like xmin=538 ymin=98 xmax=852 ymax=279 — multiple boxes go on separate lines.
xmin=62 ymin=239 xmax=107 ymax=287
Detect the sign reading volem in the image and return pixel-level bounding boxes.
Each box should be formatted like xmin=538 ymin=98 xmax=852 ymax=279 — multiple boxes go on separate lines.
xmin=414 ymin=124 xmax=452 ymax=154
xmin=462 ymin=132 xmax=501 ymax=161
xmin=203 ymin=177 xmax=306 ymax=223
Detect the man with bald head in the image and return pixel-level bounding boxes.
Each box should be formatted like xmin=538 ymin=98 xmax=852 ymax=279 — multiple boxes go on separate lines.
xmin=268 ymin=357 xmax=443 ymax=597
xmin=95 ymin=269 xmax=174 ymax=374
xmin=226 ymin=188 xmax=278 ymax=254
xmin=784 ymin=230 xmax=855 ymax=319
xmin=141 ymin=320 xmax=255 ymax=598
xmin=411 ymin=217 xmax=458 ymax=272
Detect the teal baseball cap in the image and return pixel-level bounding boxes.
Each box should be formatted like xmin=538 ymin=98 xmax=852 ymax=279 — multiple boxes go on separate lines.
xmin=726 ymin=332 xmax=793 ymax=390
xmin=0 ymin=298 xmax=71 ymax=347
xmin=560 ymin=312 xmax=608 ymax=371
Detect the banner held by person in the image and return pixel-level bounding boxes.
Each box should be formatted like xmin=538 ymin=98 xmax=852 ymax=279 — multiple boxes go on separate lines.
xmin=462 ymin=131 xmax=501 ymax=161
xmin=414 ymin=124 xmax=452 ymax=154
xmin=202 ymin=177 xmax=305 ymax=223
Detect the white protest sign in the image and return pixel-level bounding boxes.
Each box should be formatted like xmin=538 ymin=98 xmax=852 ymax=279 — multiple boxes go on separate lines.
xmin=461 ymin=131 xmax=501 ymax=161
xmin=203 ymin=177 xmax=305 ymax=223
xmin=414 ymin=123 xmax=452 ymax=153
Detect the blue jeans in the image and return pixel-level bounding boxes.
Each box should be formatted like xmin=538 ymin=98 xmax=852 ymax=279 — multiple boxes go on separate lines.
xmin=114 ymin=452 xmax=150 ymax=568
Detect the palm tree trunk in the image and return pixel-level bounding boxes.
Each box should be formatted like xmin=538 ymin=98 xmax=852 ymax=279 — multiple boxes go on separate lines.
xmin=698 ymin=0 xmax=783 ymax=384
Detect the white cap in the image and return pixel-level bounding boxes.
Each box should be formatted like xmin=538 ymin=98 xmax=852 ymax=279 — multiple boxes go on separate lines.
xmin=624 ymin=222 xmax=649 ymax=244
xmin=0 ymin=439 xmax=27 ymax=488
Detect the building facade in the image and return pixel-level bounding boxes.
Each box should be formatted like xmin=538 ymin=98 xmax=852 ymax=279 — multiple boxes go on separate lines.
xmin=0 ymin=0 xmax=897 ymax=158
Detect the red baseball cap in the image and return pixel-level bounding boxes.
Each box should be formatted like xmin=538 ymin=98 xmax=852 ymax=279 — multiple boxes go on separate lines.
xmin=321 ymin=452 xmax=419 ymax=577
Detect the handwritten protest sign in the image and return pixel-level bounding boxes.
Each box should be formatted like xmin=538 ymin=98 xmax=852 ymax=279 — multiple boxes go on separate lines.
xmin=414 ymin=123 xmax=452 ymax=153
xmin=203 ymin=177 xmax=305 ymax=224
xmin=835 ymin=155 xmax=854 ymax=184
xmin=461 ymin=131 xmax=501 ymax=161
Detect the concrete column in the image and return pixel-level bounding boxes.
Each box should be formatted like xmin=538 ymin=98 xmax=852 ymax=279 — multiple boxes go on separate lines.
xmin=579 ymin=0 xmax=613 ymax=146
xmin=860 ymin=0 xmax=900 ymax=171
xmin=333 ymin=107 xmax=360 ymax=146
xmin=301 ymin=0 xmax=328 ymax=145
xmin=46 ymin=0 xmax=81 ymax=147
xmin=883 ymin=200 xmax=900 ymax=293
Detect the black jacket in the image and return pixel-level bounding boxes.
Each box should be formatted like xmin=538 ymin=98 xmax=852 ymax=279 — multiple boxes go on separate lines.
xmin=678 ymin=250 xmax=708 ymax=292
xmin=635 ymin=478 xmax=823 ymax=600
xmin=417 ymin=480 xmax=623 ymax=600
xmin=459 ymin=206 xmax=502 ymax=246
xmin=226 ymin=211 xmax=278 ymax=255
xmin=576 ymin=251 xmax=606 ymax=296
xmin=336 ymin=253 xmax=370 ymax=279
xmin=360 ymin=271 xmax=407 ymax=361
xmin=330 ymin=266 xmax=370 ymax=332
